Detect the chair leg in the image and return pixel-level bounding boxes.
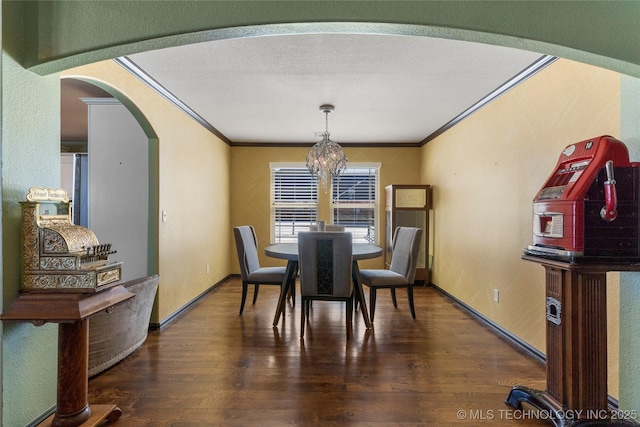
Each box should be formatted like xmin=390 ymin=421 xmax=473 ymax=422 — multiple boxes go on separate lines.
xmin=390 ymin=288 xmax=398 ymax=307
xmin=369 ymin=288 xmax=377 ymax=322
xmin=352 ymin=276 xmax=359 ymax=311
xmin=346 ymin=298 xmax=353 ymax=340
xmin=252 ymin=284 xmax=260 ymax=304
xmin=290 ymin=265 xmax=298 ymax=306
xmin=408 ymin=284 xmax=416 ymax=319
xmin=240 ymin=282 xmax=249 ymax=315
xmin=291 ymin=279 xmax=296 ymax=307
xmin=300 ymin=297 xmax=306 ymax=338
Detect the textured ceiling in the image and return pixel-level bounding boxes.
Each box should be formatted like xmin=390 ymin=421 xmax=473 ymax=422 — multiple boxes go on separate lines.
xmin=62 ymin=33 xmax=547 ymax=147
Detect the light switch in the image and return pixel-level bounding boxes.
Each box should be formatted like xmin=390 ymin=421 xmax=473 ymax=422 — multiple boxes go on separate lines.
xmin=162 ymin=210 xmax=167 ymax=222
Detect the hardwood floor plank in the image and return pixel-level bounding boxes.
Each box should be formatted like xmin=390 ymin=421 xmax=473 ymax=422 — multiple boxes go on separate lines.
xmin=89 ymin=278 xmax=548 ymax=426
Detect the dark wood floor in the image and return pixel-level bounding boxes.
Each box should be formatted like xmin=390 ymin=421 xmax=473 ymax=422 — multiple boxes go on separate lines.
xmin=88 ymin=278 xmax=548 ymax=426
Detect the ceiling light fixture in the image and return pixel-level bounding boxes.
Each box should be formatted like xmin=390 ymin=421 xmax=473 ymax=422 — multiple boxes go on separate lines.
xmin=306 ymin=104 xmax=348 ymax=192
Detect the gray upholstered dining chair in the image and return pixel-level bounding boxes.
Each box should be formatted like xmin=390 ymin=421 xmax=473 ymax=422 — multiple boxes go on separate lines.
xmin=233 ymin=225 xmax=288 ymax=315
xmin=360 ymin=226 xmax=422 ymax=321
xmin=298 ymin=231 xmax=353 ymax=339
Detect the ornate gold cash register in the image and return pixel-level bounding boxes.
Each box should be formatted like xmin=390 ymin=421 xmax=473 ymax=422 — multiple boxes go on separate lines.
xmin=21 ymin=186 xmax=122 ymax=292
xmin=1 ymin=187 xmax=130 ymax=426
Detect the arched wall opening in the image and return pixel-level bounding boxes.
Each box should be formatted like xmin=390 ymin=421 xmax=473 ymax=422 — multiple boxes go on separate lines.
xmin=60 ymin=76 xmax=160 ymax=286
xmin=49 ymin=14 xmax=636 ymax=398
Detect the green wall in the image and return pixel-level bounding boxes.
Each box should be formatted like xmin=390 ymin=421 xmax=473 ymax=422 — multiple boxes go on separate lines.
xmin=2 ymin=2 xmax=59 ymax=425
xmin=2 ymin=1 xmax=640 ymax=425
xmin=620 ymin=75 xmax=640 ymax=412
xmin=22 ymin=1 xmax=640 ymax=78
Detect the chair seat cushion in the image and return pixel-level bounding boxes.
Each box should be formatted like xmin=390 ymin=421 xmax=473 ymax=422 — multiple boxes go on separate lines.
xmin=360 ymin=269 xmax=409 ymax=286
xmin=247 ymin=266 xmax=287 ymax=283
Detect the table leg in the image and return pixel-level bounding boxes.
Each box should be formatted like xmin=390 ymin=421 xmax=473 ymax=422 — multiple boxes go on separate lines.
xmin=352 ymin=261 xmax=372 ymax=329
xmin=44 ymin=319 xmax=122 ymax=427
xmin=52 ymin=320 xmax=91 ymax=426
xmin=273 ymin=260 xmax=298 ymax=327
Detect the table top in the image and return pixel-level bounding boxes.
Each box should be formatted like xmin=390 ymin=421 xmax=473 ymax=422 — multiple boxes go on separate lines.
xmin=0 ymin=285 xmax=135 ymax=323
xmin=265 ymin=243 xmax=383 ymax=261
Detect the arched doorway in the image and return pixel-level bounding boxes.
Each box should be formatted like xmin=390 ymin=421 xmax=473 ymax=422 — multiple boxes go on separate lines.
xmin=60 ymin=77 xmax=159 ymax=281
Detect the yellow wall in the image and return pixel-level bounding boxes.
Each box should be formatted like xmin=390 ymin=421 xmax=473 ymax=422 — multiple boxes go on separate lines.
xmin=230 ymin=146 xmax=422 ymax=271
xmin=420 ymin=58 xmax=621 ymax=397
xmin=61 ymin=61 xmax=231 ymax=322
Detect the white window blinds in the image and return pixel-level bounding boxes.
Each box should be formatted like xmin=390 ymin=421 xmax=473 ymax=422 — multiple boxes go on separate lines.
xmin=270 ymin=164 xmax=318 ymax=243
xmin=331 ymin=164 xmax=380 ymax=244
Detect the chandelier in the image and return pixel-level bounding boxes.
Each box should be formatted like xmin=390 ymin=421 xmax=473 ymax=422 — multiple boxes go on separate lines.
xmin=306 ymin=104 xmax=348 ymax=192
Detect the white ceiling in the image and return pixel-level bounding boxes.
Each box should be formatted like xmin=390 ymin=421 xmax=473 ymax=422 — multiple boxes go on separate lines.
xmin=121 ymin=33 xmax=545 ymax=146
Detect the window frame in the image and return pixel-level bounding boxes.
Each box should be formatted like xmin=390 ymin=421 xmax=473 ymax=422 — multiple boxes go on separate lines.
xmin=330 ymin=162 xmax=381 ymax=244
xmin=269 ymin=162 xmax=318 ymax=244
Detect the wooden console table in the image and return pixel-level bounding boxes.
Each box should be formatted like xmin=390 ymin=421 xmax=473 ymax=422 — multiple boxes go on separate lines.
xmin=1 ymin=285 xmax=134 ymax=427
xmin=506 ymin=255 xmax=640 ymax=426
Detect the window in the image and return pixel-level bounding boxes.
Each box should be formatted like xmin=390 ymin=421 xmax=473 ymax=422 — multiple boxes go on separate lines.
xmin=270 ymin=163 xmax=318 ymax=243
xmin=331 ymin=163 xmax=380 ymax=244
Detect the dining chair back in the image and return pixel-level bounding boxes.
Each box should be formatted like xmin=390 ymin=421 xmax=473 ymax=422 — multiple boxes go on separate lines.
xmin=298 ymin=231 xmax=353 ymax=339
xmin=389 ymin=226 xmax=422 ymax=284
xmin=234 ymin=226 xmax=288 ymax=315
xmin=360 ymin=226 xmax=422 ymax=321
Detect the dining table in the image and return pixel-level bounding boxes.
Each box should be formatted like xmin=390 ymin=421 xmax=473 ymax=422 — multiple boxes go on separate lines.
xmin=264 ymin=242 xmax=383 ymax=329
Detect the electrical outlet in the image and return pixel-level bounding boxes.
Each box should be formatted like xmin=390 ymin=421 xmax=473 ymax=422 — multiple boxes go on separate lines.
xmin=493 ymin=289 xmax=499 ymax=303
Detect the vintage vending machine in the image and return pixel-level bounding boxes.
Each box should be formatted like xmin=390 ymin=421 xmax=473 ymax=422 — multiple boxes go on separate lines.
xmin=525 ymin=135 xmax=640 ymax=262
xmin=508 ymin=136 xmax=640 ymax=423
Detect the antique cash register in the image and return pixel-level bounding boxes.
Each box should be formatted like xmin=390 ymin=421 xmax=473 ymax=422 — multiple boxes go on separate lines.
xmin=3 ymin=187 xmax=129 ymax=426
xmin=21 ymin=186 xmax=122 ymax=292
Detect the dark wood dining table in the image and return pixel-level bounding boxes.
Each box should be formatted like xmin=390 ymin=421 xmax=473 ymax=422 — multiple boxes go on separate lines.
xmin=265 ymin=242 xmax=383 ymax=329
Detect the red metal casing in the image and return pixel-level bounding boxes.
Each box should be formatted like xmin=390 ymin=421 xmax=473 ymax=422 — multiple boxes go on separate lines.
xmin=531 ymin=135 xmax=635 ymax=256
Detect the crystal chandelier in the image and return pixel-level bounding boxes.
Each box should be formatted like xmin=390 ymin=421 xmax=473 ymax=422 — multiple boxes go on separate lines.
xmin=306 ymin=104 xmax=348 ymax=192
